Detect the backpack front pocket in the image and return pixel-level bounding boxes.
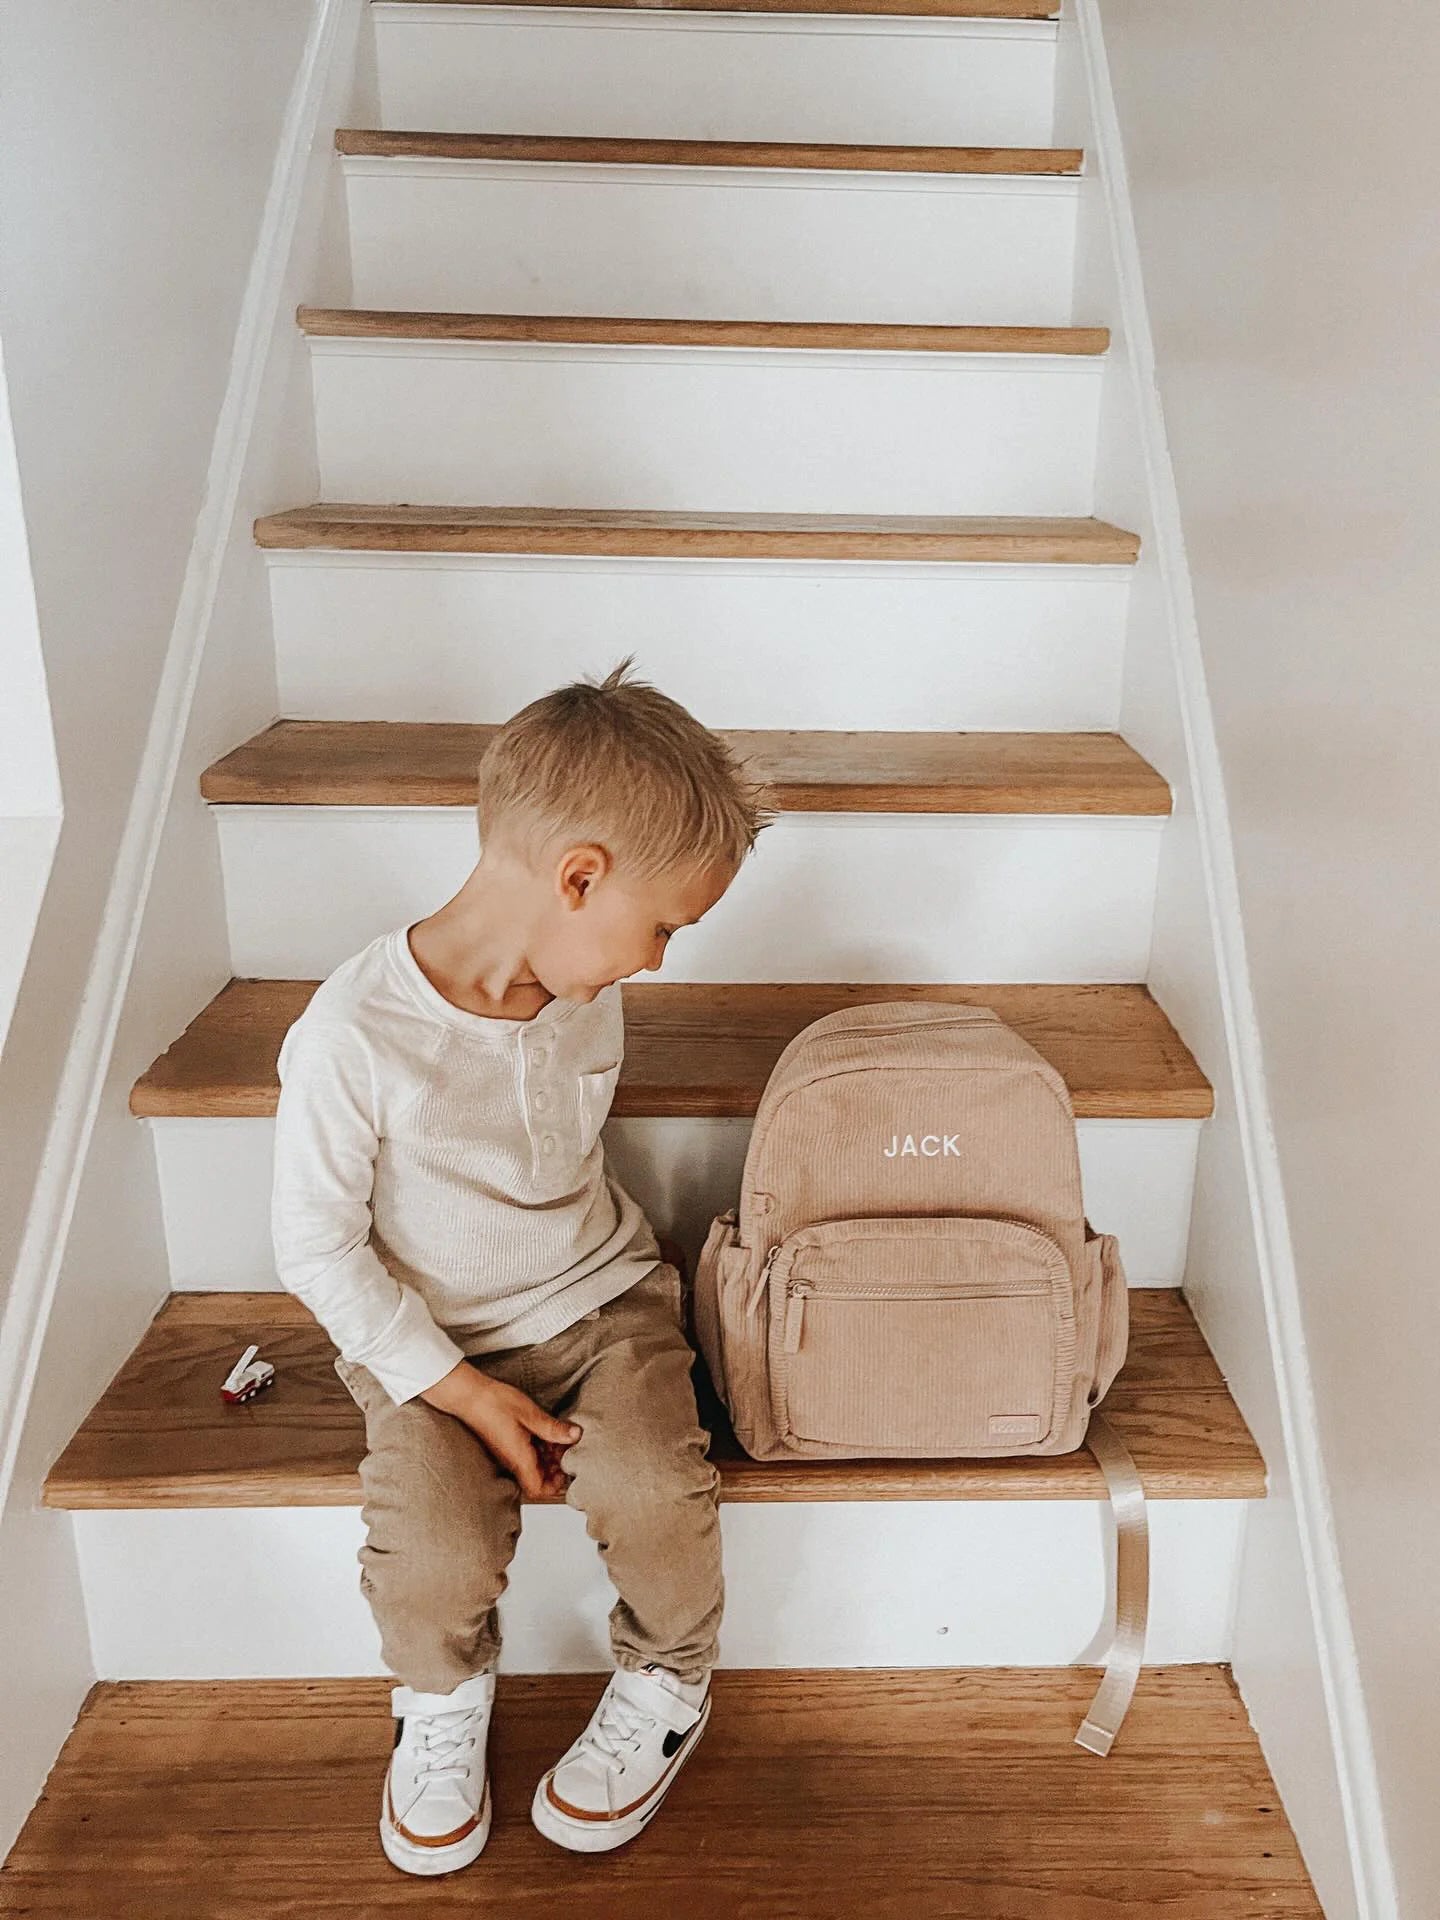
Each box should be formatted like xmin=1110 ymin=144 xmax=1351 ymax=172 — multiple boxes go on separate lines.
xmin=769 ymin=1215 xmax=1077 ymax=1456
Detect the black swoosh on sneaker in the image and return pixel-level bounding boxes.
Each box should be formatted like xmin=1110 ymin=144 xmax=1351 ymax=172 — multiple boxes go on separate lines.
xmin=661 ymin=1723 xmax=697 ymax=1760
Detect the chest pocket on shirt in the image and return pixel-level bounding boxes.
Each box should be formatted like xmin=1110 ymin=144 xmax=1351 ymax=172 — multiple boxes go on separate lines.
xmin=577 ymin=1062 xmax=622 ymax=1158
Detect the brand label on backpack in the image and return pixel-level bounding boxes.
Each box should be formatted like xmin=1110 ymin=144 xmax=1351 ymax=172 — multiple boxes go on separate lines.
xmin=883 ymin=1134 xmax=961 ymax=1158
xmin=988 ymin=1414 xmax=1044 ymax=1441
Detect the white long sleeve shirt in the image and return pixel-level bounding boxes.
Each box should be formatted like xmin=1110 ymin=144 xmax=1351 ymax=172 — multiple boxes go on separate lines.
xmin=271 ymin=925 xmax=662 ymax=1404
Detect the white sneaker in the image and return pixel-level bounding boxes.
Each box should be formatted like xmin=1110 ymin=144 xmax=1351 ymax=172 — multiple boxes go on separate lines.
xmin=530 ymin=1663 xmax=710 ymax=1853
xmin=380 ymin=1669 xmax=494 ymax=1877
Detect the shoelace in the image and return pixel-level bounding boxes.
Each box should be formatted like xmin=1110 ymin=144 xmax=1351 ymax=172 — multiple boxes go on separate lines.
xmin=409 ymin=1708 xmax=482 ymax=1784
xmin=577 ymin=1686 xmax=655 ymax=1773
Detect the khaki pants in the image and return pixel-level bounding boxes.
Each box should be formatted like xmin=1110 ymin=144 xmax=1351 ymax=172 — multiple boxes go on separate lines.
xmin=334 ymin=1264 xmax=724 ymax=1695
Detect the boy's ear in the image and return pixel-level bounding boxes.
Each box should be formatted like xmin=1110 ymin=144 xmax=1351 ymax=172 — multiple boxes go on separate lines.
xmin=556 ymin=842 xmax=611 ymax=907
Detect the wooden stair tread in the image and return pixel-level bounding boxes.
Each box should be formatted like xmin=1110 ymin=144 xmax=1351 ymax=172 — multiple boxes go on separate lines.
xmin=380 ymin=0 xmax=1063 ymax=16
xmin=253 ymin=504 xmax=1141 ymax=562
xmin=297 ymin=306 xmax=1110 ymax=354
xmin=336 ymin=129 xmax=1083 ymax=173
xmin=201 ymin=720 xmax=1172 ymax=816
xmin=0 ymin=1671 xmax=1319 ymax=1918
xmin=130 ymin=979 xmax=1213 ymax=1120
xmin=42 ymin=1288 xmax=1264 ymax=1508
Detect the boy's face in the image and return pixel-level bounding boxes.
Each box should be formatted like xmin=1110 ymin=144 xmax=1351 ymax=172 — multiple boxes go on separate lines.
xmin=533 ymin=846 xmax=737 ymax=1002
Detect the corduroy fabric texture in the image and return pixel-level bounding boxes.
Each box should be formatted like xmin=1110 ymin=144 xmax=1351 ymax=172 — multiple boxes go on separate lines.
xmin=692 ymin=1000 xmax=1129 ymax=1461
xmin=333 ymin=1265 xmax=723 ymax=1692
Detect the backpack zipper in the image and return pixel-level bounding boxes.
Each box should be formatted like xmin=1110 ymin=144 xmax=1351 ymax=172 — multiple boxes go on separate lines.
xmin=781 ymin=1275 xmax=1050 ymax=1354
xmin=746 ymin=1240 xmax=782 ymax=1317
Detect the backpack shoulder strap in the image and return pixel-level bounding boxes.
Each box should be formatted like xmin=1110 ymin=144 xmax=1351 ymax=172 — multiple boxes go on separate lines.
xmin=1073 ymin=1410 xmax=1150 ymax=1757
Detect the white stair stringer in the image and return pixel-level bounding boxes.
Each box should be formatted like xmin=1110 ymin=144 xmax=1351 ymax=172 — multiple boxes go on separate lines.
xmin=371 ymin=5 xmax=1059 ymax=149
xmin=266 ymin=553 xmax=1134 ymax=732
xmin=307 ymin=337 xmax=1103 ymax=515
xmin=148 ymin=1114 xmax=1199 ymax=1294
xmin=343 ymin=160 xmax=1080 ymax=322
xmin=72 ymin=1497 xmax=1245 ymax=1679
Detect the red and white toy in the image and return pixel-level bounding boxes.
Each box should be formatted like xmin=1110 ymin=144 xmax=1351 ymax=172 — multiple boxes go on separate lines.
xmin=221 ymin=1343 xmax=276 ymax=1405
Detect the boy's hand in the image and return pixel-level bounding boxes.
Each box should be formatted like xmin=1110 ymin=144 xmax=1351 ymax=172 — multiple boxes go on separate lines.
xmin=421 ymin=1361 xmax=580 ymax=1499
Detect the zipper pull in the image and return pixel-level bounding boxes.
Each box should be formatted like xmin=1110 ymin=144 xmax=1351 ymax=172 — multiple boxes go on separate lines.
xmin=783 ymin=1283 xmax=810 ymax=1354
xmin=747 ymin=1241 xmax=782 ymax=1316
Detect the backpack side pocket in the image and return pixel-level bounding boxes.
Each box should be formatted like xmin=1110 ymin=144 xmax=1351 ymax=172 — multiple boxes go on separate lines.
xmin=1084 ymin=1223 xmax=1130 ymax=1406
xmin=694 ymin=1209 xmax=741 ymax=1403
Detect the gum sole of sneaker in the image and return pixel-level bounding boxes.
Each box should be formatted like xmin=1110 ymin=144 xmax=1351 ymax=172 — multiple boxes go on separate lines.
xmin=380 ymin=1778 xmax=492 ymax=1877
xmin=529 ymin=1698 xmax=711 ymax=1854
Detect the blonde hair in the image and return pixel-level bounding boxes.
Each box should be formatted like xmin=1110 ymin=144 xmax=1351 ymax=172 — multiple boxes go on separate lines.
xmin=477 ymin=656 xmax=777 ymax=882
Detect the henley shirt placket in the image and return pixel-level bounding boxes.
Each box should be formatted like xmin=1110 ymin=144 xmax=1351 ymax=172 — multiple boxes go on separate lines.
xmin=520 ymin=1023 xmax=560 ymax=1181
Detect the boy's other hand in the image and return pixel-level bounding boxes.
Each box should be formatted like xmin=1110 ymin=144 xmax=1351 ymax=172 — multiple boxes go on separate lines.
xmin=420 ymin=1361 xmax=581 ymax=1499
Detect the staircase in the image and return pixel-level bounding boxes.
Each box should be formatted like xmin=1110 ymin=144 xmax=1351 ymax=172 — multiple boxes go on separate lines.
xmin=10 ymin=0 xmax=1326 ymax=1911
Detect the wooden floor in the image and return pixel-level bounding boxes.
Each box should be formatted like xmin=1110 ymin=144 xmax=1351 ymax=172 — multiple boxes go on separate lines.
xmin=296 ymin=307 xmax=1113 ymax=354
xmin=333 ymin=130 xmax=1086 ymax=174
xmin=41 ymin=1288 xmax=1265 ymax=1509
xmin=252 ymin=504 xmax=1142 ymax=564
xmin=130 ymin=979 xmax=1213 ymax=1121
xmin=0 ymin=1669 xmax=1322 ymax=1918
xmin=200 ymin=720 xmax=1172 ymax=816
xmin=379 ymin=0 xmax=1061 ymax=16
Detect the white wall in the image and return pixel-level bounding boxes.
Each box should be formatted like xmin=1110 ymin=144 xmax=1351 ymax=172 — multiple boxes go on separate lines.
xmin=1088 ymin=5 xmax=1439 ymax=1914
xmin=0 ymin=336 xmax=59 ymax=820
xmin=0 ymin=334 xmax=62 ymax=1050
xmin=0 ymin=0 xmax=322 ymax=1857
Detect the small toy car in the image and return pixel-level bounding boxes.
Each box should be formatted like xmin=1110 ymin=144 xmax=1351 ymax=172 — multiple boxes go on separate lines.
xmin=221 ymin=1343 xmax=276 ymax=1405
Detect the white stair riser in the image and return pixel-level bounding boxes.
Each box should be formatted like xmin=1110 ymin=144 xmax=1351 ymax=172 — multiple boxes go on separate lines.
xmin=213 ymin=811 xmax=1163 ymax=981
xmin=73 ymin=1499 xmax=1244 ymax=1678
xmin=344 ymin=162 xmax=1080 ymax=322
xmin=149 ymin=1115 xmax=1199 ymax=1291
xmin=372 ymin=6 xmax=1059 ymax=148
xmin=267 ymin=556 xmax=1133 ymax=732
xmin=309 ymin=343 xmax=1101 ymax=516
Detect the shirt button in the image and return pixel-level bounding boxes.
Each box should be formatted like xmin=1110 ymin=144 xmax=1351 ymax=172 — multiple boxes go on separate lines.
xmin=542 ymin=1135 xmax=556 ymax=1153
xmin=533 ymin=1048 xmax=547 ymax=1065
xmin=533 ymin=1090 xmax=548 ymax=1110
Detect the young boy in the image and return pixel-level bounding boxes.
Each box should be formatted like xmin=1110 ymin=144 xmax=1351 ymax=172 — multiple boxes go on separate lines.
xmin=271 ymin=659 xmax=773 ymax=1875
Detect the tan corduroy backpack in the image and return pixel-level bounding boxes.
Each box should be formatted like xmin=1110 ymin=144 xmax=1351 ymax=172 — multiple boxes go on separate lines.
xmin=692 ymin=998 xmax=1149 ymax=1754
